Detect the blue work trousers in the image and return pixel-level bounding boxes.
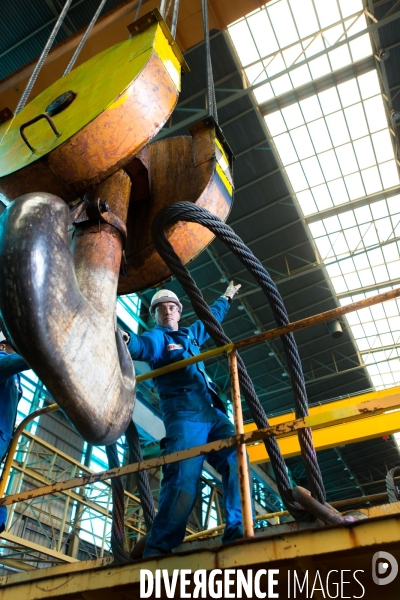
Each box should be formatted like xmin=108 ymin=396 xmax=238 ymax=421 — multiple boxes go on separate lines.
xmin=143 ymin=410 xmax=247 ymax=557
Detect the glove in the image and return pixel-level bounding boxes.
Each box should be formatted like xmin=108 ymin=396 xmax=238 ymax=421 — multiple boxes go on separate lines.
xmin=223 ymin=281 xmax=242 ymax=303
xmin=119 ymin=329 xmax=131 ymax=344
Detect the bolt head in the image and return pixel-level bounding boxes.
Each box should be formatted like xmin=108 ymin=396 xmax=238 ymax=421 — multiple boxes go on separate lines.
xmin=391 ymin=110 xmax=400 ymax=122
xmin=379 ymin=49 xmax=390 ymax=61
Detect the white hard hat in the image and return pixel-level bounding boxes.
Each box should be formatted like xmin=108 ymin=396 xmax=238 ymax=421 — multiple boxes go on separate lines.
xmin=150 ymin=289 xmax=182 ymax=315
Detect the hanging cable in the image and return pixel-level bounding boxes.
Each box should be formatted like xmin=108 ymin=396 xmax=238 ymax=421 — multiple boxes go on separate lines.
xmin=159 ymin=0 xmax=167 ymax=18
xmin=63 ymin=0 xmax=109 ymax=76
xmin=170 ymin=0 xmax=181 ymax=39
xmin=134 ymin=0 xmax=145 ymax=21
xmin=201 ymin=0 xmax=218 ymax=123
xmin=15 ymin=0 xmax=74 ymax=114
xmin=105 ymin=444 xmax=132 ymax=564
xmin=125 ymin=421 xmax=156 ymax=531
xmin=106 ymin=420 xmax=156 ymax=563
xmin=151 ymin=202 xmax=327 ymax=520
xmin=386 ymin=466 xmax=400 ymax=503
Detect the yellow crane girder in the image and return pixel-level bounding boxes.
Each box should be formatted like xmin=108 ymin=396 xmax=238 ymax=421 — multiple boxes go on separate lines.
xmin=244 ymin=386 xmax=400 ymax=464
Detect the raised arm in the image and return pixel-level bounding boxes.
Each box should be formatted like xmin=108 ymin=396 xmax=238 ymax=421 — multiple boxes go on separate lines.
xmin=0 ymin=353 xmax=29 ymax=382
xmin=190 ymin=281 xmax=242 ymax=345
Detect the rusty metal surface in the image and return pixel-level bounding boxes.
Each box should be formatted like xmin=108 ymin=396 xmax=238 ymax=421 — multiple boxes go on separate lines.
xmin=229 ymin=351 xmax=254 ymax=538
xmin=0 ymin=159 xmax=76 ymax=204
xmin=0 ymin=18 xmax=181 ymax=201
xmin=0 ymin=53 xmax=178 ymax=201
xmin=292 ymin=486 xmax=359 ymax=526
xmin=5 ymin=391 xmax=400 ymax=507
xmin=0 ymin=511 xmax=399 ymax=599
xmin=47 ymin=54 xmax=178 ymax=196
xmin=118 ymin=120 xmax=233 ymax=294
xmin=0 ymin=171 xmax=135 ymax=446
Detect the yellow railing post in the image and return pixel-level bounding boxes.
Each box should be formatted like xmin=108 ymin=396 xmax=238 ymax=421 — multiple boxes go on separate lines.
xmin=0 ymin=403 xmax=59 ymax=498
xmin=228 ymin=350 xmax=254 ymax=539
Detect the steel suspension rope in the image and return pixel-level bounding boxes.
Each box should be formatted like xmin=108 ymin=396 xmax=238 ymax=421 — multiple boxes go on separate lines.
xmin=63 ymin=0 xmax=109 ymax=76
xmin=159 ymin=0 xmax=167 ymax=18
xmin=105 ymin=444 xmax=132 ymax=564
xmin=15 ymin=0 xmax=74 ymax=114
xmin=151 ymin=202 xmax=326 ymax=520
xmin=201 ymin=0 xmax=218 ymax=123
xmin=105 ymin=421 xmax=156 ymax=563
xmin=134 ymin=0 xmax=145 ymax=21
xmin=170 ymin=0 xmax=181 ymax=39
xmin=386 ymin=466 xmax=400 ymax=503
xmin=125 ymin=421 xmax=156 ymax=530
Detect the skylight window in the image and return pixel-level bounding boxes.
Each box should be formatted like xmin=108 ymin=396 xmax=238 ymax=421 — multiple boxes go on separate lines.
xmin=230 ymin=0 xmax=371 ymax=106
xmin=263 ymin=71 xmax=399 ymax=216
xmin=228 ymin=0 xmax=400 ymax=400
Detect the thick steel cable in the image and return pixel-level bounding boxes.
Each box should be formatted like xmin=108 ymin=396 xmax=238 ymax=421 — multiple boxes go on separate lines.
xmin=386 ymin=466 xmax=400 ymax=503
xmin=63 ymin=0 xmax=108 ymax=76
xmin=152 ymin=202 xmax=327 ymax=518
xmin=106 ymin=423 xmax=155 ymax=563
xmin=125 ymin=421 xmax=156 ymax=530
xmin=134 ymin=0 xmax=145 ymax=21
xmin=159 ymin=0 xmax=167 ymax=18
xmin=201 ymin=0 xmax=218 ymax=123
xmin=15 ymin=0 xmax=74 ymax=114
xmin=105 ymin=444 xmax=133 ymax=564
xmin=170 ymin=0 xmax=180 ymax=39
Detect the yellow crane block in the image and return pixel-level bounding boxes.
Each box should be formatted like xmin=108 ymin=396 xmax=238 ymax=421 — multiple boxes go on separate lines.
xmin=244 ymin=386 xmax=400 ymax=464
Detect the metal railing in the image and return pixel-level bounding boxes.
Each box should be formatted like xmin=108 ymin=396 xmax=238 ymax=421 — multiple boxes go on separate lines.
xmin=1 ymin=286 xmax=400 ymax=563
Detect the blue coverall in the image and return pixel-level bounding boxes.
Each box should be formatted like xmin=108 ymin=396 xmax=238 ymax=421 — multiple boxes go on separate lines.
xmin=127 ymin=297 xmax=245 ymax=556
xmin=0 ymin=350 xmax=28 ymax=531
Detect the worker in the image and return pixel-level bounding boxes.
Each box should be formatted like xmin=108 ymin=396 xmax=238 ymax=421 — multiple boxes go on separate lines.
xmin=0 ymin=327 xmax=29 ymax=533
xmin=125 ymin=282 xmax=250 ymax=557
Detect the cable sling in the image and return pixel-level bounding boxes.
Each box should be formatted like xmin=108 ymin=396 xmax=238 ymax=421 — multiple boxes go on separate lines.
xmin=151 ymin=202 xmax=327 ymax=519
xmin=106 ymin=420 xmax=156 ymax=563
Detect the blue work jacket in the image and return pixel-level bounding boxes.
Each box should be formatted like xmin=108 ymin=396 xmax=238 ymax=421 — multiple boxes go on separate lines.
xmin=127 ymin=297 xmax=230 ymax=423
xmin=0 ymin=351 xmax=28 ymax=461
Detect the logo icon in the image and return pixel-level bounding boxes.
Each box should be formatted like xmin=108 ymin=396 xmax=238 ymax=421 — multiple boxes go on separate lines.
xmin=372 ymin=551 xmax=398 ymax=585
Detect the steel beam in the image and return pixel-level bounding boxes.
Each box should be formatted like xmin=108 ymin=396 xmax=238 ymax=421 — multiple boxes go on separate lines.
xmin=336 ymin=277 xmax=400 ymax=298
xmin=156 ymin=10 xmax=400 ymax=139
xmin=1 ymin=391 xmax=400 ymax=507
xmin=0 ymin=532 xmax=78 ymax=564
xmin=245 ymin=386 xmax=400 ymax=464
xmin=305 ymin=184 xmax=400 ymax=224
xmin=1 ymin=509 xmax=400 ymax=598
xmin=258 ymin=56 xmax=376 ymax=116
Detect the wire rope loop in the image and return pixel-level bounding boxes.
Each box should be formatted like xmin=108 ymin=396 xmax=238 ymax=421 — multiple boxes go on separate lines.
xmin=151 ymin=201 xmax=326 ymax=518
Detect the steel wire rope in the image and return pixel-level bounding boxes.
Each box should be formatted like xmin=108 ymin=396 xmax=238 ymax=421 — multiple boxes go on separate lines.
xmin=125 ymin=421 xmax=156 ymax=529
xmin=201 ymin=0 xmax=218 ymax=123
xmin=386 ymin=465 xmax=400 ymax=503
xmin=159 ymin=0 xmax=167 ymax=18
xmin=105 ymin=421 xmax=156 ymax=563
xmin=134 ymin=0 xmax=145 ymax=21
xmin=63 ymin=0 xmax=109 ymax=76
xmin=105 ymin=443 xmax=132 ymax=564
xmin=15 ymin=0 xmax=74 ymax=113
xmin=151 ymin=202 xmax=327 ymax=519
xmin=171 ymin=0 xmax=181 ymax=39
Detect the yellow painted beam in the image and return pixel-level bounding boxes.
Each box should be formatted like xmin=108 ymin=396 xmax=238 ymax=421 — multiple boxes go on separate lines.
xmin=0 ymin=507 xmax=399 ymax=599
xmin=245 ymin=386 xmax=400 ymax=464
xmin=0 ymin=532 xmax=78 ymax=563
